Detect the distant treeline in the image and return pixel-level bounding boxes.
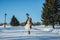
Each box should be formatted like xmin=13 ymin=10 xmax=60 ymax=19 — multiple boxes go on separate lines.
xmin=0 ymin=15 xmax=41 ymax=26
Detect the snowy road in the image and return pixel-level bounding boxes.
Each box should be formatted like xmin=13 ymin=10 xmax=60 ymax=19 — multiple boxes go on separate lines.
xmin=0 ymin=25 xmax=60 ymax=40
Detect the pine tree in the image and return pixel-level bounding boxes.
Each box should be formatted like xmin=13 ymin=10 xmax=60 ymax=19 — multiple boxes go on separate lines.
xmin=41 ymin=0 xmax=58 ymax=28
xmin=10 ymin=15 xmax=20 ymax=26
xmin=55 ymin=0 xmax=60 ymax=25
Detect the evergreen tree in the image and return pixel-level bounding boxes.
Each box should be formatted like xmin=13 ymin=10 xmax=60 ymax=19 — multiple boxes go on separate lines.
xmin=55 ymin=0 xmax=60 ymax=25
xmin=10 ymin=15 xmax=20 ymax=26
xmin=41 ymin=0 xmax=58 ymax=28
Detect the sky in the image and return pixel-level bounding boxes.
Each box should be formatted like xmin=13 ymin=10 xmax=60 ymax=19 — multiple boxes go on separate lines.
xmin=0 ymin=0 xmax=45 ymax=23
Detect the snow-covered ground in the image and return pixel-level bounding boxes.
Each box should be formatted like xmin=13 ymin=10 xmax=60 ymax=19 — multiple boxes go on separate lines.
xmin=0 ymin=25 xmax=60 ymax=40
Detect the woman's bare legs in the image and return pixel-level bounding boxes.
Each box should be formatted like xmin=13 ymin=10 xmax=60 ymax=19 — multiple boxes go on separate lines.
xmin=28 ymin=31 xmax=30 ymax=34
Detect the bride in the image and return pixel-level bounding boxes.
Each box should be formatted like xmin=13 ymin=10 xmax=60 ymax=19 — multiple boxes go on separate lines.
xmin=25 ymin=13 xmax=32 ymax=34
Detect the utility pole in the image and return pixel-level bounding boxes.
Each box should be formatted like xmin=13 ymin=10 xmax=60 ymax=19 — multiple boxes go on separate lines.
xmin=4 ymin=13 xmax=7 ymax=28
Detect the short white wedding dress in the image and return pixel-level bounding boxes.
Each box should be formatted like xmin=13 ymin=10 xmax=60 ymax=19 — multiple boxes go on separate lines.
xmin=25 ymin=20 xmax=30 ymax=31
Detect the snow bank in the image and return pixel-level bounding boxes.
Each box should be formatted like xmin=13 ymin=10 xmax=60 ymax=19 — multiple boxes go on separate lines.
xmin=0 ymin=25 xmax=60 ymax=40
xmin=0 ymin=25 xmax=11 ymax=28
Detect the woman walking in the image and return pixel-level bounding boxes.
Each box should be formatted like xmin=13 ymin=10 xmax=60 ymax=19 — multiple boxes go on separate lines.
xmin=25 ymin=13 xmax=32 ymax=34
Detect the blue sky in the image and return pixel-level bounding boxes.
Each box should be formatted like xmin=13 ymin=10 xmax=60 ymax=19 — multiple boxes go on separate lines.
xmin=0 ymin=0 xmax=45 ymax=23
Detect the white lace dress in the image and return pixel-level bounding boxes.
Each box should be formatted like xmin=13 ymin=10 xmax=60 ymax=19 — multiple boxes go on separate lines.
xmin=25 ymin=20 xmax=30 ymax=31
